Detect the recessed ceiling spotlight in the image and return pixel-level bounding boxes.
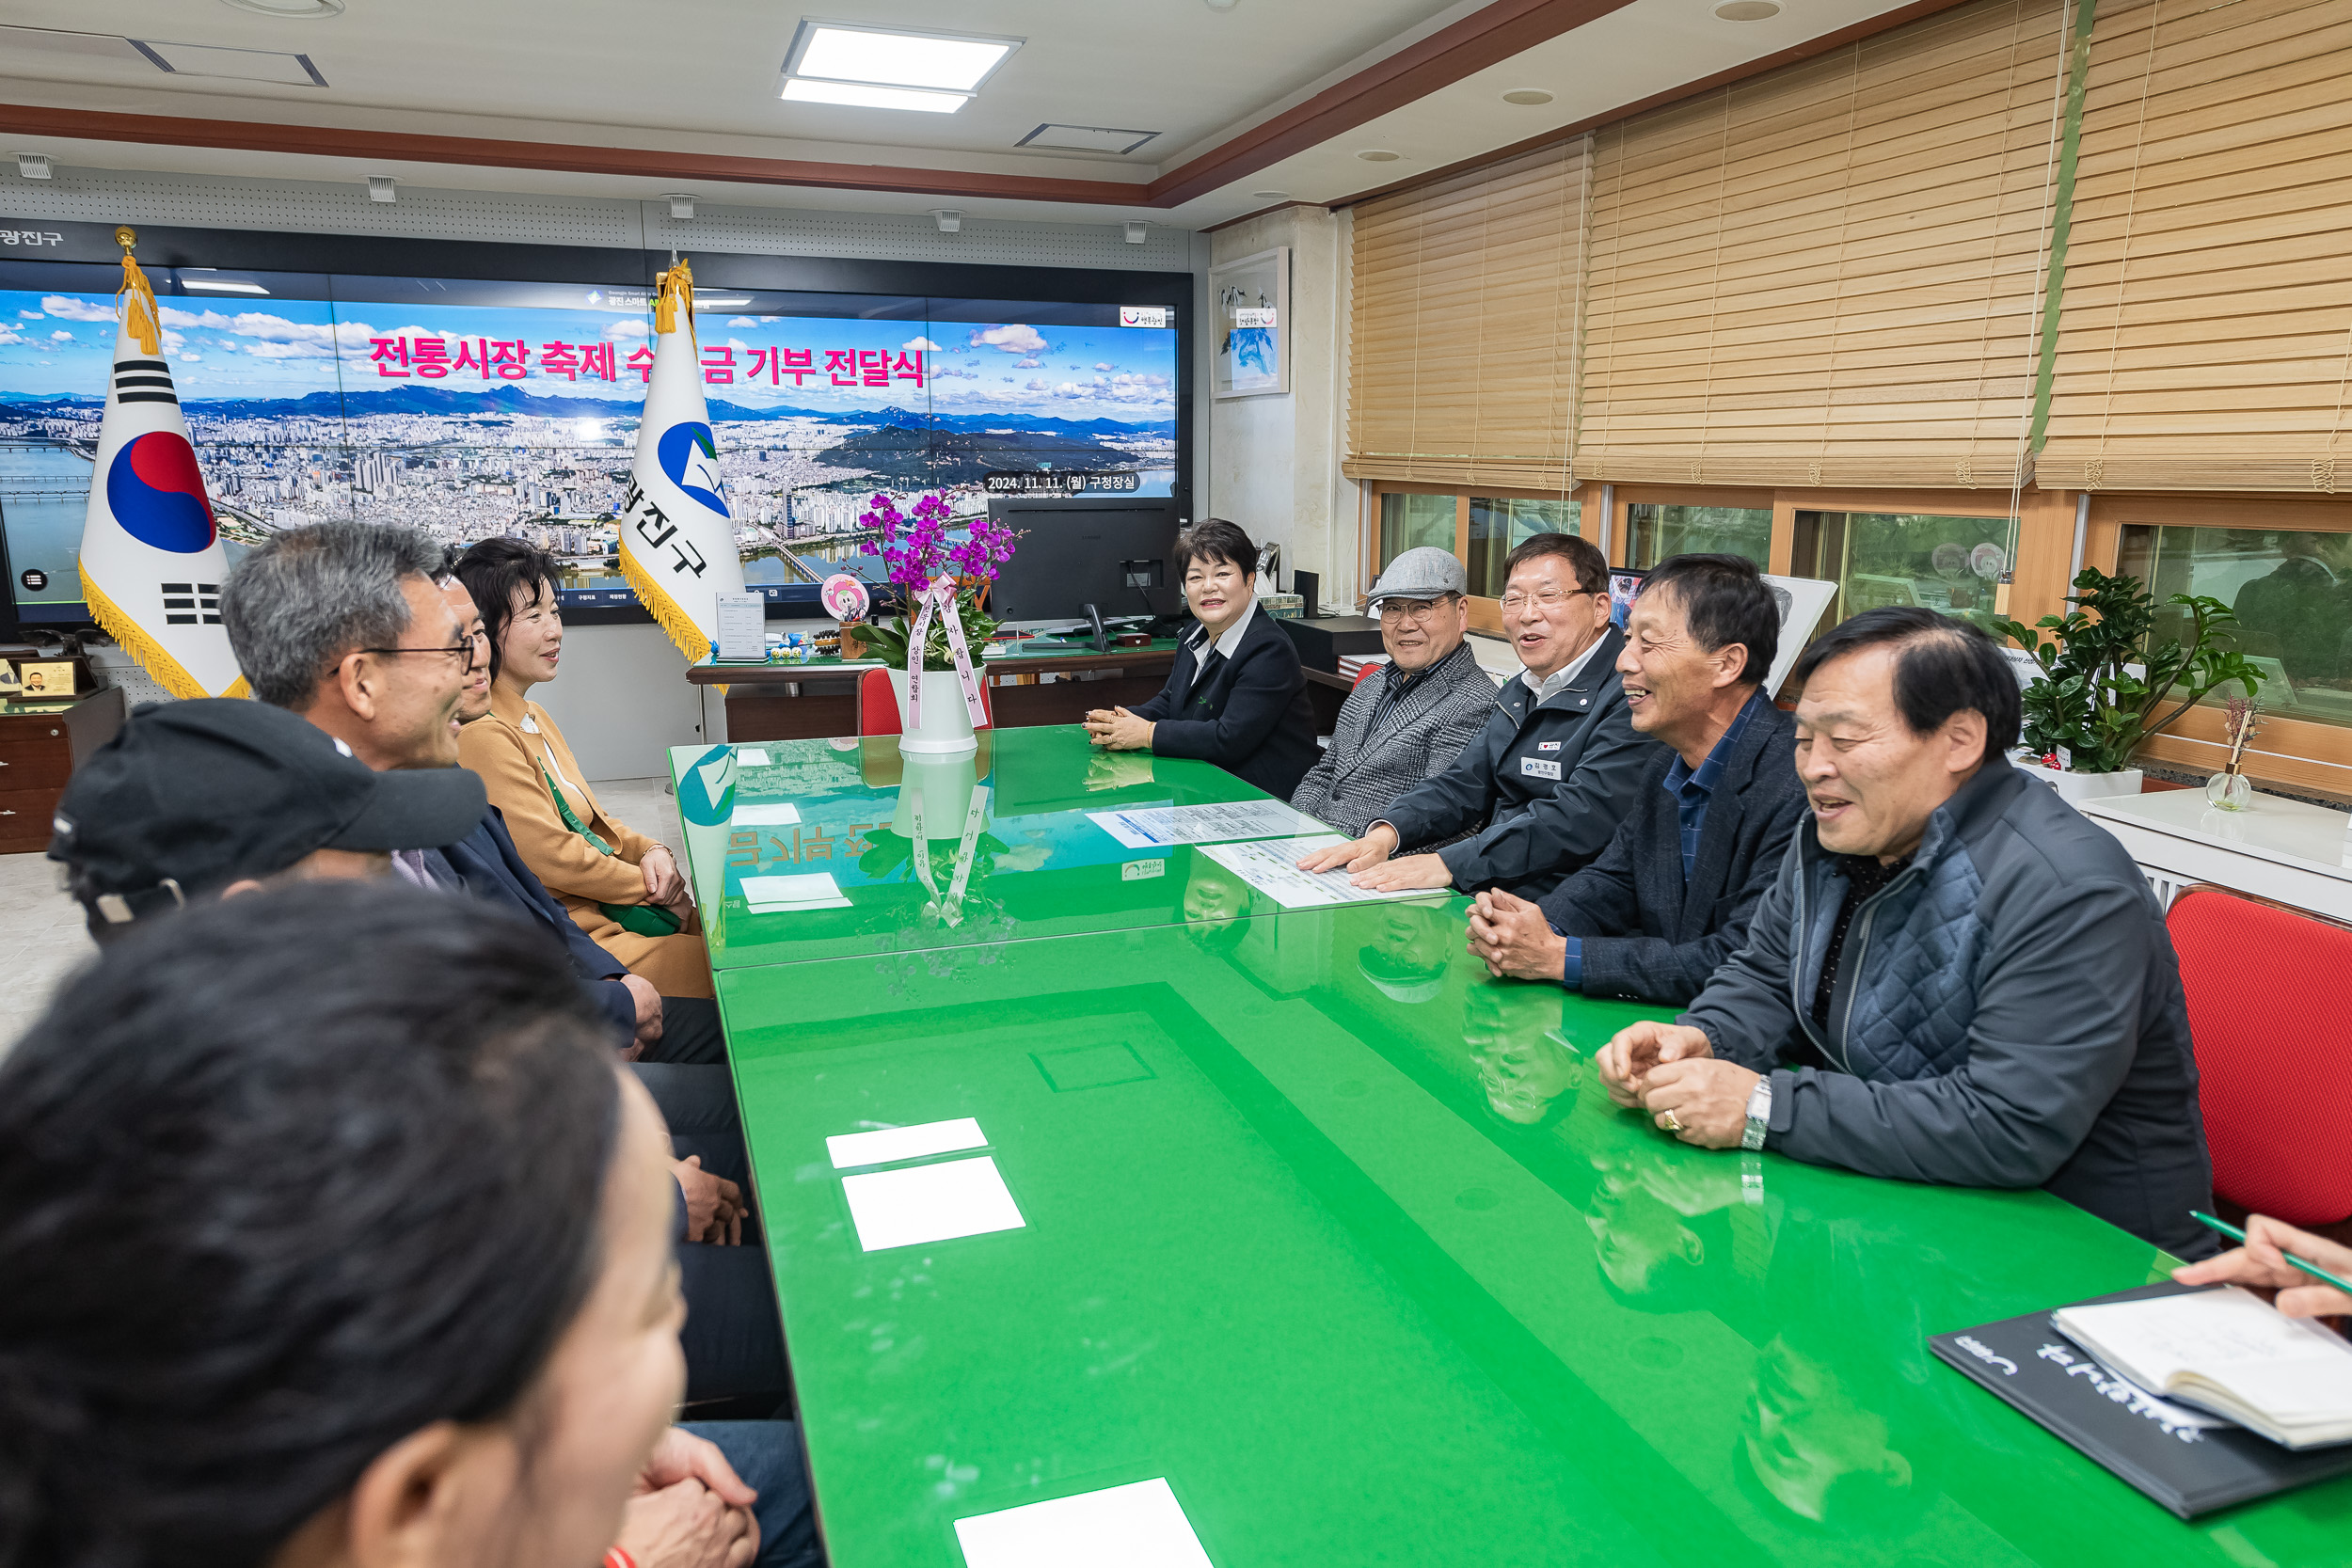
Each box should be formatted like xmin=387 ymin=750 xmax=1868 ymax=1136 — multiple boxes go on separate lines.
xmin=1502 ymin=88 xmax=1555 ymax=105
xmin=1249 ymin=190 xmax=1289 ymax=200
xmin=219 ymin=0 xmax=345 ymax=14
xmin=1357 ymin=149 xmax=1402 ymax=163
xmin=1203 ymin=0 xmax=1240 ymax=9
xmin=779 ymin=20 xmax=1021 ymax=113
xmin=1714 ymin=1 xmax=1782 ymax=18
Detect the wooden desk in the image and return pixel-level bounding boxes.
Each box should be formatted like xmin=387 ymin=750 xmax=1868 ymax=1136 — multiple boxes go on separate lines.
xmin=0 ymin=687 xmax=125 ymax=853
xmin=690 ymin=644 xmax=1180 ymax=742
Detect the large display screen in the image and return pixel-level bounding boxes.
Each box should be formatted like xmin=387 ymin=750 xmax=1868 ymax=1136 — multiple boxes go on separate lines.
xmin=0 ymin=260 xmax=1180 ymax=621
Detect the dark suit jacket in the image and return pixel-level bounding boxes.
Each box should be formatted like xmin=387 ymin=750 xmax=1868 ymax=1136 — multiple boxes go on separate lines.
xmin=442 ymin=806 xmax=637 ymax=1039
xmin=1375 ymin=626 xmax=1660 ymax=897
xmin=1537 ymin=699 xmax=1804 ymax=1005
xmin=1131 ymin=604 xmax=1318 ymax=800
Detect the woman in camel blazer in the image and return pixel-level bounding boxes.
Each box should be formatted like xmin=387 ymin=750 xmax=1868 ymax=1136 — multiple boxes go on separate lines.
xmin=453 ymin=540 xmax=712 ymax=999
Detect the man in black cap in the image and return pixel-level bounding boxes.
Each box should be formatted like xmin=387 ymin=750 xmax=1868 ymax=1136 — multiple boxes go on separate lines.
xmin=49 ymin=698 xmax=486 ymax=939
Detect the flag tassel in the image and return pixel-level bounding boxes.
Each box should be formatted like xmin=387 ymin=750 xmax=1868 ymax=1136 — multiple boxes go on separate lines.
xmin=117 ymin=253 xmax=161 ymax=356
xmin=79 ymin=565 xmax=246 ymax=701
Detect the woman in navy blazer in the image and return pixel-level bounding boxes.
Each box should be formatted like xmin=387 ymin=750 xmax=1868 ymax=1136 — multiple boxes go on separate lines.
xmin=1084 ymin=517 xmax=1318 ymax=799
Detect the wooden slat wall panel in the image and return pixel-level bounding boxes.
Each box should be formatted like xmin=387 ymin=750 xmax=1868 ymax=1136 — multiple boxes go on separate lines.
xmin=1576 ymin=0 xmax=2064 ymax=490
xmin=2039 ymin=0 xmax=2352 ymax=492
xmin=1343 ymin=138 xmax=1590 ymax=488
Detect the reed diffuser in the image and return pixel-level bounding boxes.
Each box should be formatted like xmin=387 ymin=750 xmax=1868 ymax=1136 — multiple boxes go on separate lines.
xmin=2204 ymin=696 xmax=2262 ymax=810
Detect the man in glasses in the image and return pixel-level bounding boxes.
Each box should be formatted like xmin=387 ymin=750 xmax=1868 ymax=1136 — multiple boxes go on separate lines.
xmin=1301 ymin=532 xmax=1658 ymax=898
xmin=1290 ymin=546 xmax=1501 ymax=839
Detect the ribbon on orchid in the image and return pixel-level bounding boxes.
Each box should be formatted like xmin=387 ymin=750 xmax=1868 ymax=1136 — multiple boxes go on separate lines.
xmin=901 ymin=573 xmax=988 ymax=730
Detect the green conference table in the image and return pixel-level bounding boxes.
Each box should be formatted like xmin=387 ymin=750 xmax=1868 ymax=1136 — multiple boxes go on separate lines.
xmin=665 ymin=726 xmax=1344 ymax=971
xmin=684 ymin=729 xmax=2352 ymax=1568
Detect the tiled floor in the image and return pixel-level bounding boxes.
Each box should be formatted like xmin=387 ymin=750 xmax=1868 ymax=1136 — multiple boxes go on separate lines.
xmin=0 ymin=776 xmax=681 ymax=1050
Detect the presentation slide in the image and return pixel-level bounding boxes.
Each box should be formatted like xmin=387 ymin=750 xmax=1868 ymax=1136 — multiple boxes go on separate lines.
xmin=0 ymin=261 xmax=1178 ymax=620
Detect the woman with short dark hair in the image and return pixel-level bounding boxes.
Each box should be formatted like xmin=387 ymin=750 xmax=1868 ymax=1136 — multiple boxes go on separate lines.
xmin=0 ymin=881 xmax=696 ymax=1567
xmin=453 ymin=538 xmax=713 ymax=1000
xmin=1083 ymin=517 xmax=1316 ymax=797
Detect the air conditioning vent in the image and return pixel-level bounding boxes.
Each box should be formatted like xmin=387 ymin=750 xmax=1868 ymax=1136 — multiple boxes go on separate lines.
xmin=1016 ymin=124 xmax=1160 ymax=155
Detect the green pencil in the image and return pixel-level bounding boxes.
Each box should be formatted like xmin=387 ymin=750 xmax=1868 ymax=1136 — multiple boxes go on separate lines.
xmin=2190 ymin=1211 xmax=2352 ymax=1297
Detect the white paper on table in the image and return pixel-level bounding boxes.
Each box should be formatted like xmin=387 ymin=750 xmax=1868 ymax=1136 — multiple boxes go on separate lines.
xmin=954 ymin=1478 xmax=1215 ymax=1568
xmin=741 ymin=872 xmax=850 ymax=912
xmin=1197 ymin=834 xmax=1441 ymax=911
xmin=1087 ymin=799 xmax=1328 ymax=850
xmin=734 ymin=747 xmax=772 ymax=767
xmin=732 ymin=801 xmax=802 ymax=826
xmin=842 ymin=1155 xmax=1025 ymax=1251
xmin=827 ymin=1117 xmax=987 ymax=1170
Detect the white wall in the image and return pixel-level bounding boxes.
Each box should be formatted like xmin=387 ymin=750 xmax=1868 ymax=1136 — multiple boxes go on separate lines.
xmin=1202 ymin=206 xmax=1361 ymax=611
xmin=531 ymin=622 xmax=709 ymax=782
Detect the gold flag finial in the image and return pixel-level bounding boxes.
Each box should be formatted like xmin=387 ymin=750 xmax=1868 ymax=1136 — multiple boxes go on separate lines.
xmin=113 ymin=230 xmax=161 ymax=356
xmin=653 ymin=256 xmax=695 ymax=339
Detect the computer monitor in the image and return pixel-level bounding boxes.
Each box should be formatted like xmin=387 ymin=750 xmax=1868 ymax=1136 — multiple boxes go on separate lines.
xmin=985 ymin=499 xmax=1183 ymax=623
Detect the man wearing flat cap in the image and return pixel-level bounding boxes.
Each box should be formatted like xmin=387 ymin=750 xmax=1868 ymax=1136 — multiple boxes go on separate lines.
xmin=1290 ymin=546 xmax=1502 ymax=842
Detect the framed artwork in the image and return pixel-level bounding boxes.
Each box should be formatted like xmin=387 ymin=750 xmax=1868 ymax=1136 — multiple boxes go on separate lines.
xmin=1209 ymin=247 xmax=1289 ymax=399
xmin=10 ymin=659 xmax=74 ymax=698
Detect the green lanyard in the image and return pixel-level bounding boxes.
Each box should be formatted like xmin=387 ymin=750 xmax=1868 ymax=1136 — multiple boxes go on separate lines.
xmin=537 ymin=752 xmax=681 ymax=939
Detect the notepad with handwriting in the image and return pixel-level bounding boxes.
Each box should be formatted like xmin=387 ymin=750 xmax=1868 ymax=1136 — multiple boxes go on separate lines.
xmin=2054 ymin=1286 xmax=2352 ymax=1450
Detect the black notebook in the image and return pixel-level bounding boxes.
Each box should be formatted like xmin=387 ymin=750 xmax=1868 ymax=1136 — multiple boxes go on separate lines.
xmin=1931 ymin=1282 xmax=2352 ymax=1518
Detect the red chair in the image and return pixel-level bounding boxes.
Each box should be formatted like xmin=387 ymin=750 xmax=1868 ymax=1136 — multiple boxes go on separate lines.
xmin=1351 ymin=661 xmax=1384 ymax=690
xmin=856 ymin=667 xmax=993 ymax=736
xmin=2167 ymin=885 xmax=2352 ymax=1227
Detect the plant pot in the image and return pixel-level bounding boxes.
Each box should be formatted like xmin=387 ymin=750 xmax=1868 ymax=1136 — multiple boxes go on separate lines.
xmin=889 ymin=752 xmax=982 ymax=841
xmin=888 ymin=668 xmax=977 ymax=755
xmin=2010 ymin=753 xmax=2142 ymax=803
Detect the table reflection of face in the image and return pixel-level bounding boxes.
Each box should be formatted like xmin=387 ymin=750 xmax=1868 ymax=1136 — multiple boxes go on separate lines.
xmin=1584 ymin=1158 xmax=1706 ymax=1294
xmin=1357 ymin=904 xmax=1454 ymax=1002
xmin=1471 ymin=1030 xmax=1581 ymax=1124
xmin=1742 ymin=1336 xmax=1913 ymax=1525
xmin=1182 ymin=863 xmax=1249 ymax=925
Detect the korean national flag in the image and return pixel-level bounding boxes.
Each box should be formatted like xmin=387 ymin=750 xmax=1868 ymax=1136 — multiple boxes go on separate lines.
xmin=619 ymin=258 xmax=747 ymax=664
xmin=77 ymin=258 xmax=247 ymax=700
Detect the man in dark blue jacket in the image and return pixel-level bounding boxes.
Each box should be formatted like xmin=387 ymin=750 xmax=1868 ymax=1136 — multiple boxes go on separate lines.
xmin=1597 ymin=608 xmax=2215 ymax=1258
xmin=1301 ymin=532 xmax=1660 ymax=898
xmin=1467 ymin=554 xmax=1805 ymax=1005
xmin=1084 ymin=516 xmax=1317 ymax=800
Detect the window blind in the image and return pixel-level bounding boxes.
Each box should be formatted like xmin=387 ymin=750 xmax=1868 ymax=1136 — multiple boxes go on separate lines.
xmin=1574 ymin=0 xmax=2065 ymax=490
xmin=2037 ymin=0 xmax=2352 ymax=493
xmin=1343 ymin=138 xmax=1591 ymax=489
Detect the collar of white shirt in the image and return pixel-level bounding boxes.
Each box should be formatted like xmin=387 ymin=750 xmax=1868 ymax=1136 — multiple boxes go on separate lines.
xmin=1188 ymin=595 xmax=1257 ymax=680
xmin=1521 ymin=629 xmax=1608 ymax=704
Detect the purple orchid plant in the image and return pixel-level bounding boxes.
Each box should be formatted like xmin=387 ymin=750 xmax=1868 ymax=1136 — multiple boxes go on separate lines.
xmin=851 ymin=491 xmax=1021 ymax=672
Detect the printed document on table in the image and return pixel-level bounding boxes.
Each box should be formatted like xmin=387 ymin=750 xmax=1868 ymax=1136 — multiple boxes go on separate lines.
xmin=732 ymin=801 xmax=801 ymax=827
xmin=1087 ymin=799 xmax=1329 ymax=850
xmin=1199 ymin=834 xmax=1445 ymax=911
xmin=741 ymin=872 xmax=851 ymax=912
xmin=954 ymin=1478 xmax=1216 ymax=1568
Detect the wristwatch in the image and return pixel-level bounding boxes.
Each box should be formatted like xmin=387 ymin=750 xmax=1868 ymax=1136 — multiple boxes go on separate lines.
xmin=1740 ymin=1077 xmax=1772 ymax=1151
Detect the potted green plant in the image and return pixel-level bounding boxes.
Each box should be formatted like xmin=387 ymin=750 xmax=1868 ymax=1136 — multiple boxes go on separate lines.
xmin=1990 ymin=566 xmax=2265 ymax=803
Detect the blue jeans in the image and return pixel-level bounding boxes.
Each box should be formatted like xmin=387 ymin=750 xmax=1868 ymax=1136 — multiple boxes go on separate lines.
xmin=681 ymin=1419 xmax=825 ymax=1568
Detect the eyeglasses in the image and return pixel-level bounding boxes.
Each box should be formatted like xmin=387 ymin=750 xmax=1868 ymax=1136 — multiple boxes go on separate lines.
xmin=1498 ymin=588 xmax=1596 ymax=613
xmin=361 ymin=629 xmax=488 ymax=670
xmin=1376 ymin=594 xmax=1459 ymax=623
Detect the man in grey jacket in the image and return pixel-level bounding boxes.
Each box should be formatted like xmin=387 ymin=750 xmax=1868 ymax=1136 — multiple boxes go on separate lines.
xmin=1290 ymin=547 xmax=1499 ymax=840
xmin=1597 ymin=607 xmax=2216 ymax=1259
xmin=1299 ymin=533 xmax=1660 ymax=898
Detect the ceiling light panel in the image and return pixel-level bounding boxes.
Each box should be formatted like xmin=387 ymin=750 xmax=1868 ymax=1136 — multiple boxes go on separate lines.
xmin=781 ymin=78 xmax=966 ymax=113
xmin=0 ymin=25 xmax=148 ymax=62
xmin=787 ymin=22 xmax=1018 ymax=91
xmin=1017 ymin=124 xmax=1160 ymax=155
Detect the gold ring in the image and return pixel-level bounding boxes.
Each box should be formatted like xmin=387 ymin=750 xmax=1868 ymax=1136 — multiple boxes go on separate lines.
xmin=1660 ymin=1109 xmax=1683 ymax=1134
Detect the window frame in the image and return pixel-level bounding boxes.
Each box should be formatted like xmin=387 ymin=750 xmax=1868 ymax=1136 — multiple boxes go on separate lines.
xmin=1362 ymin=480 xmax=1589 ymax=636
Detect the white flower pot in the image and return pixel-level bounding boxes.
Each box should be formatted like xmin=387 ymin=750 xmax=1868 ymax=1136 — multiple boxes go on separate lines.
xmin=2010 ymin=752 xmax=2142 ymax=803
xmin=889 ymin=752 xmax=983 ymax=840
xmin=888 ymin=668 xmax=977 ymax=755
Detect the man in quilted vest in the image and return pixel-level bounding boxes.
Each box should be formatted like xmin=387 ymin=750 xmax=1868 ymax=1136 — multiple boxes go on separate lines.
xmin=1596 ymin=607 xmax=2216 ymax=1259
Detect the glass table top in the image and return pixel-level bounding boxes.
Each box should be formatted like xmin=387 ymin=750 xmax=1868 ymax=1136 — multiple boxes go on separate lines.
xmin=669 ymin=726 xmax=1391 ymax=971
xmin=717 ymin=906 xmax=2352 ymax=1568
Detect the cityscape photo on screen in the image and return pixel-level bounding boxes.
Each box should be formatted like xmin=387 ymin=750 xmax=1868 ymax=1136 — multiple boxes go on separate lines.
xmin=0 ymin=262 xmax=1179 ymax=620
